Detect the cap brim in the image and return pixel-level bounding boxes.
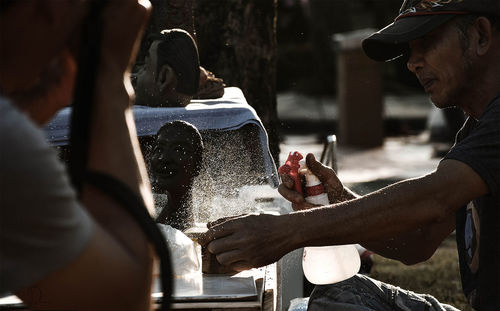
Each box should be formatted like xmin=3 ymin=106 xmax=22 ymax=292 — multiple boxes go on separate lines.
xmin=362 ymin=14 xmax=455 ymax=62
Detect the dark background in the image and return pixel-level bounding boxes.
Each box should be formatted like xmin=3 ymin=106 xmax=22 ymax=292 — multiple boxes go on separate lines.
xmin=141 ymin=0 xmax=425 ymax=163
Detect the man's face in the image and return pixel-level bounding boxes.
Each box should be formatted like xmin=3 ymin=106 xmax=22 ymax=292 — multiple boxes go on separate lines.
xmin=407 ymin=19 xmax=472 ymax=109
xmin=149 ymin=127 xmax=201 ymax=194
xmin=0 ymin=1 xmax=87 ymax=95
xmin=0 ymin=1 xmax=87 ymax=124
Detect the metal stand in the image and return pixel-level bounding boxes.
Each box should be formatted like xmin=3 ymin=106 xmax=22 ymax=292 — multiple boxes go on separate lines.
xmin=320 ymin=134 xmax=338 ymax=172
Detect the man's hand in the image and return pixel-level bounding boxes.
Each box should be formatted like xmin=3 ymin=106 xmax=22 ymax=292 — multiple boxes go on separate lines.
xmin=96 ymin=0 xmax=151 ymax=99
xmin=305 ymin=153 xmax=358 ymax=203
xmin=278 ymin=153 xmax=357 ymax=210
xmin=198 ymin=214 xmax=294 ymax=271
xmin=278 ymin=173 xmax=314 ymax=211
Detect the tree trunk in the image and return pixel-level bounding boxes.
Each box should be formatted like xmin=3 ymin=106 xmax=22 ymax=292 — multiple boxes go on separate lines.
xmin=194 ymin=0 xmax=280 ymax=165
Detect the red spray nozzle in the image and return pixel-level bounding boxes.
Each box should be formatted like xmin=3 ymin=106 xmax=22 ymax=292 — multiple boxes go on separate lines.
xmin=278 ymin=151 xmax=303 ymax=195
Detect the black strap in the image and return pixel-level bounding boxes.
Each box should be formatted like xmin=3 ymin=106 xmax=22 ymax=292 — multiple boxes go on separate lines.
xmin=68 ymin=0 xmax=104 ymax=194
xmin=86 ymin=171 xmax=173 ymax=306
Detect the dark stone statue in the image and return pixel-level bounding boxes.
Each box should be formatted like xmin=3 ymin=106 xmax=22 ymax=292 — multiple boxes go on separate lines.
xmin=149 ymin=120 xmax=204 ymax=231
xmin=133 ymin=29 xmax=200 ymax=107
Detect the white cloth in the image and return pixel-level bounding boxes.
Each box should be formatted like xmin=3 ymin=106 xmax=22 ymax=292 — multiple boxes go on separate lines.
xmin=44 ymin=87 xmax=278 ymax=187
xmin=156 ymin=224 xmax=200 ymax=277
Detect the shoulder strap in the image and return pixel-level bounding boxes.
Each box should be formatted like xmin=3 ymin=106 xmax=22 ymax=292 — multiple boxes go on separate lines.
xmin=86 ymin=171 xmax=173 ymax=306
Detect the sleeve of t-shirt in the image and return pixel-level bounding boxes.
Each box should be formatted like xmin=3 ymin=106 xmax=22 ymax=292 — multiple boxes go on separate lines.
xmin=0 ymin=99 xmax=94 ymax=295
xmin=443 ymin=98 xmax=500 ymax=196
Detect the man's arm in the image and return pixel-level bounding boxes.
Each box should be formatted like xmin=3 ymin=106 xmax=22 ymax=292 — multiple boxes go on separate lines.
xmin=199 ymin=159 xmax=487 ymax=271
xmin=291 ymin=159 xmax=486 ymax=260
xmin=279 ymin=154 xmax=454 ymax=264
xmin=360 ymin=215 xmax=455 ymax=264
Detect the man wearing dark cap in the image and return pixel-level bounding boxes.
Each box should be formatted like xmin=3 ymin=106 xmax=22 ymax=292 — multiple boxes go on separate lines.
xmin=199 ymin=0 xmax=500 ymax=310
xmin=133 ymin=28 xmax=200 ymax=107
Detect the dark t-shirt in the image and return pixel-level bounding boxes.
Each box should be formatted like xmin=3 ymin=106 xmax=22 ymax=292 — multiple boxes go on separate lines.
xmin=443 ymin=94 xmax=500 ymax=311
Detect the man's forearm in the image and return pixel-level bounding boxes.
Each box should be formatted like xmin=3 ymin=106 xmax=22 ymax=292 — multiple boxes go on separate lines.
xmin=80 ymin=0 xmax=156 ymax=286
xmin=288 ymin=172 xmax=463 ymax=255
xmin=360 ymin=215 xmax=455 ymax=264
xmin=83 ymin=76 xmax=154 ymax=259
xmin=341 ymin=184 xmax=455 ymax=264
xmin=89 ymin=80 xmax=149 ymax=195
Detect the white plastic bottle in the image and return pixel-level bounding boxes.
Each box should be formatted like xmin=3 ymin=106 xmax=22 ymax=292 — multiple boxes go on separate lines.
xmin=300 ymin=161 xmax=360 ymax=285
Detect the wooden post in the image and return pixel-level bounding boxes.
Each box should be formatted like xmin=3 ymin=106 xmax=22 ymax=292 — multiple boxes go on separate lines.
xmin=333 ymin=29 xmax=384 ymax=148
xmin=194 ymin=0 xmax=280 ymax=165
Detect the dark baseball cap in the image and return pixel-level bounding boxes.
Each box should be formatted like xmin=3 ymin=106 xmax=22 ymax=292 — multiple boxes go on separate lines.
xmin=363 ymin=0 xmax=500 ymax=62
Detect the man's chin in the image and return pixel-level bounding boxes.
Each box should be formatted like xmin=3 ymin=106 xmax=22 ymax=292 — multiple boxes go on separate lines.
xmin=429 ymin=94 xmax=447 ymax=109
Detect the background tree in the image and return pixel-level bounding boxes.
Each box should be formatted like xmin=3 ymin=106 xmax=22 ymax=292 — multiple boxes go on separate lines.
xmin=194 ymin=0 xmax=279 ymax=164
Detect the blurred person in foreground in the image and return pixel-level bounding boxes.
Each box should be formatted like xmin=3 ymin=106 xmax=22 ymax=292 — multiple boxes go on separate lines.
xmin=0 ymin=0 xmax=157 ymax=310
xmin=133 ymin=28 xmax=200 ymax=107
xmin=200 ymin=0 xmax=500 ymax=310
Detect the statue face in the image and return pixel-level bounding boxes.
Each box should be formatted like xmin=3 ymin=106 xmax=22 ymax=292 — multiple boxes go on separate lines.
xmin=133 ymin=40 xmax=186 ymax=107
xmin=150 ymin=126 xmax=201 ymax=194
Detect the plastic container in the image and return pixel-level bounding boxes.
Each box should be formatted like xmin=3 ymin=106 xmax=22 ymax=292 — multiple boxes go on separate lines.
xmin=299 ymin=161 xmax=360 ymax=285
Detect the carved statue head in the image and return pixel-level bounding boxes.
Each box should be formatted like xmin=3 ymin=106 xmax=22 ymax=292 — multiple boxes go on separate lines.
xmin=133 ymin=29 xmax=200 ymax=107
xmin=149 ymin=120 xmax=204 ymax=195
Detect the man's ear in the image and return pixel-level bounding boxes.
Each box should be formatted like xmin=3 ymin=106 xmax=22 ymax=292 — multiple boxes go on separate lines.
xmin=157 ymin=64 xmax=177 ymax=92
xmin=473 ymin=17 xmax=493 ymax=56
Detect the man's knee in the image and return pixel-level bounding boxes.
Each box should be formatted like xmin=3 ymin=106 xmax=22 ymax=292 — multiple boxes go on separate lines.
xmin=307 ymin=274 xmax=387 ymax=311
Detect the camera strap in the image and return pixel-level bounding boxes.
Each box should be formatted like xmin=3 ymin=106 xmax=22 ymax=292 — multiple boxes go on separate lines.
xmin=68 ymin=1 xmax=172 ymax=309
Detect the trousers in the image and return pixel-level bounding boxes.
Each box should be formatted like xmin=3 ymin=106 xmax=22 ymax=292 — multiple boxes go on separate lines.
xmin=308 ymin=274 xmax=460 ymax=311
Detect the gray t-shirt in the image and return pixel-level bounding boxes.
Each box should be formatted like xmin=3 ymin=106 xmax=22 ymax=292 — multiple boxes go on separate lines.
xmin=0 ymin=98 xmax=93 ymax=295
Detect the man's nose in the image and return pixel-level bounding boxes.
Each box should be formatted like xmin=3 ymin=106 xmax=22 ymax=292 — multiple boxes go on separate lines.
xmin=407 ymin=44 xmax=424 ymax=74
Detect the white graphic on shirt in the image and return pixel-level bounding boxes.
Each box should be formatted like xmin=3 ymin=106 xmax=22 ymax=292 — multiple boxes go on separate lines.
xmin=464 ymin=201 xmax=480 ymax=273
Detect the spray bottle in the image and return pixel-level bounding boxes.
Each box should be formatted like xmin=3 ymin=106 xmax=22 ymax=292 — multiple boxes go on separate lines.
xmin=279 ymin=152 xmax=360 ymax=285
xmin=299 ymin=159 xmax=360 ymax=284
